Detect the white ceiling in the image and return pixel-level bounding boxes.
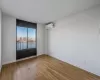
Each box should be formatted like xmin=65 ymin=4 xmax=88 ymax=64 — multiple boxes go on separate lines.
xmin=1 ymin=0 xmax=100 ymax=23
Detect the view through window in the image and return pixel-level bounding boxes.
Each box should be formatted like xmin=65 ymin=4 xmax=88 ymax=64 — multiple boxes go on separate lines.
xmin=17 ymin=26 xmax=36 ymax=50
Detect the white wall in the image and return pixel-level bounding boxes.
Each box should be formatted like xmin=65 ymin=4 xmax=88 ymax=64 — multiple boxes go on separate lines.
xmin=48 ymin=5 xmax=100 ymax=76
xmin=37 ymin=24 xmax=45 ymax=55
xmin=44 ymin=28 xmax=48 ymax=54
xmin=2 ymin=13 xmax=45 ymax=65
xmin=0 ymin=9 xmax=2 ymax=71
xmin=2 ymin=13 xmax=16 ymax=65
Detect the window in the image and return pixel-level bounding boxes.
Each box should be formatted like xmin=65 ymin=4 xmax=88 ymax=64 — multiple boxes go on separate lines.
xmin=17 ymin=27 xmax=27 ymax=50
xmin=16 ymin=20 xmax=37 ymax=51
xmin=16 ymin=19 xmax=37 ymax=59
xmin=28 ymin=28 xmax=36 ymax=49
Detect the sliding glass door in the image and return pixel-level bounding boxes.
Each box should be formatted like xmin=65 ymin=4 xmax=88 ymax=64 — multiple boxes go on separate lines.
xmin=16 ymin=19 xmax=37 ymax=59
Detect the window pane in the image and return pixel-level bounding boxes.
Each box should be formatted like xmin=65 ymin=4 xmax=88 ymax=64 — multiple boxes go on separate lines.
xmin=17 ymin=26 xmax=27 ymax=50
xmin=28 ymin=28 xmax=36 ymax=49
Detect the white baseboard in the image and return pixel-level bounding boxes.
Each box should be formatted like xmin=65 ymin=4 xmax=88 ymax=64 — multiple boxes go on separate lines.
xmin=2 ymin=54 xmax=46 ymax=66
xmin=16 ymin=55 xmax=37 ymax=62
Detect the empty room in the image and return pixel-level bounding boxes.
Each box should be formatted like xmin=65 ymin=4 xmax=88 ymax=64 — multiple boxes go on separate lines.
xmin=0 ymin=0 xmax=100 ymax=80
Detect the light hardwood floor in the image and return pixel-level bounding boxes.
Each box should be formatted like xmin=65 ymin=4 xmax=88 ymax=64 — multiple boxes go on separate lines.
xmin=0 ymin=55 xmax=100 ymax=80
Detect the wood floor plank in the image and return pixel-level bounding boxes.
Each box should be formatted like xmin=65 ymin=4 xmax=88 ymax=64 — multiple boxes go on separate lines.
xmin=0 ymin=55 xmax=100 ymax=80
